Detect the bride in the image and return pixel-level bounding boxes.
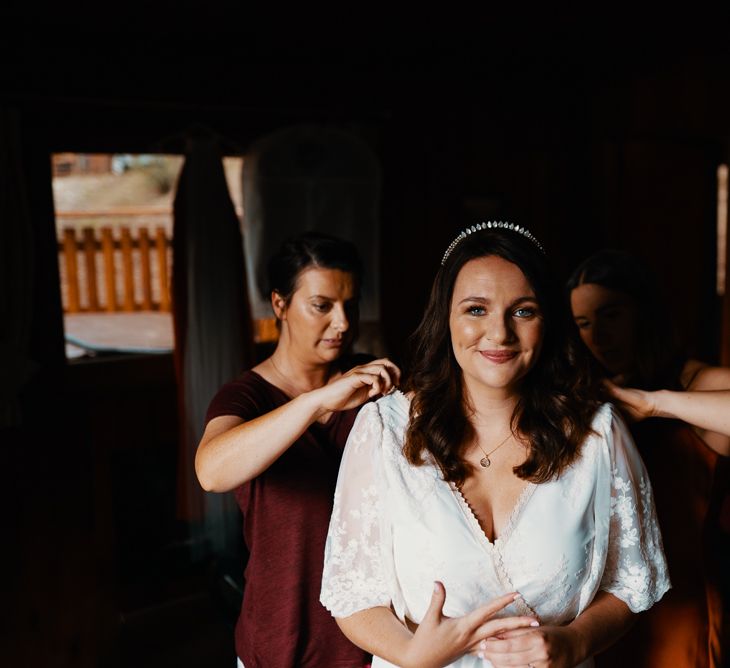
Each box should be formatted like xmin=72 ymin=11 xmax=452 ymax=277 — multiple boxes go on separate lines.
xmin=320 ymin=222 xmax=670 ymax=668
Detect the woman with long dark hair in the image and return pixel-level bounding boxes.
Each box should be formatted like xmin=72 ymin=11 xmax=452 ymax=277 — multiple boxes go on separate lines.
xmin=568 ymin=249 xmax=729 ymax=668
xmin=568 ymin=249 xmax=730 ymax=454
xmin=195 ymin=232 xmax=399 ymax=668
xmin=321 ymin=223 xmax=669 ymax=668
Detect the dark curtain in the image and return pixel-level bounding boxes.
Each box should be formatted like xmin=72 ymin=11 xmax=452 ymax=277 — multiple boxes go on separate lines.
xmin=0 ymin=107 xmax=37 ymax=427
xmin=172 ymin=133 xmax=254 ymax=556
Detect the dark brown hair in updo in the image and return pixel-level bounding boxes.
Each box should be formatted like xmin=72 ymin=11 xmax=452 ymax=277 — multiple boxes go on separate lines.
xmin=267 ymin=232 xmax=363 ymax=305
xmin=404 ymin=227 xmax=602 ymax=486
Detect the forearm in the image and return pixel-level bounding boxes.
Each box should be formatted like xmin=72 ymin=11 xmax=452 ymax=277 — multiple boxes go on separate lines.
xmin=567 ymin=592 xmax=634 ymax=662
xmin=195 ymin=390 xmax=325 ymax=491
xmin=654 ymin=389 xmax=730 ymax=445
xmin=336 ymin=607 xmax=414 ymax=667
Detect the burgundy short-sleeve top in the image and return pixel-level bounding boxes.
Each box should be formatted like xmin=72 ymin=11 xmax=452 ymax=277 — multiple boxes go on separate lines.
xmin=205 ymin=361 xmax=370 ymax=668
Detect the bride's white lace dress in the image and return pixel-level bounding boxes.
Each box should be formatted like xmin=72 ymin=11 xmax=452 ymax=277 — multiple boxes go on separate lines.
xmin=320 ymin=392 xmax=670 ymax=667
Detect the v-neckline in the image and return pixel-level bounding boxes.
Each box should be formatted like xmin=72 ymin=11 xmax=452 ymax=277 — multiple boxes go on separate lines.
xmin=450 ymin=479 xmax=536 ymax=549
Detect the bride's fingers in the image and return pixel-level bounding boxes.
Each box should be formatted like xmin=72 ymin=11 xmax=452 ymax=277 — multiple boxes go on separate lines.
xmin=474 ymin=616 xmax=539 ymax=640
xmin=463 ymin=592 xmax=520 ymax=630
xmin=421 ymin=581 xmax=448 ymax=626
xmin=491 ymin=626 xmax=538 ymax=639
xmin=482 ymin=629 xmax=545 ymax=666
xmin=467 ymin=617 xmax=538 ymax=654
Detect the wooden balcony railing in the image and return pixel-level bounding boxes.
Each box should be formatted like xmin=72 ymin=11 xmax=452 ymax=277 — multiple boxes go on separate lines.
xmin=57 ymin=222 xmax=279 ymax=343
xmin=58 ymin=225 xmax=171 ymax=313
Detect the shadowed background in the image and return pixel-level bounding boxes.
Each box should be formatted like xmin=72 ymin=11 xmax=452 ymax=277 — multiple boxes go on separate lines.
xmin=3 ymin=6 xmax=730 ymax=666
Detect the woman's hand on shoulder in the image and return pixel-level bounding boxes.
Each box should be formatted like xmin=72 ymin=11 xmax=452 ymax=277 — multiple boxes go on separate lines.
xmin=603 ymin=379 xmax=658 ymax=423
xmin=403 ymin=583 xmax=538 ymax=668
xmin=606 ymin=363 xmax=730 ymax=454
xmin=311 ymin=358 xmax=401 ymax=415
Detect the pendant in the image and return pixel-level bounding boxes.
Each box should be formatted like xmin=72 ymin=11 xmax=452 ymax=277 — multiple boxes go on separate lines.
xmin=480 ymin=456 xmax=491 ymax=468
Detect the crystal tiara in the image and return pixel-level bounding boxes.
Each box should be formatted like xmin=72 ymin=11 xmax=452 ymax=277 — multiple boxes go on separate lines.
xmin=440 ymin=221 xmax=545 ymax=265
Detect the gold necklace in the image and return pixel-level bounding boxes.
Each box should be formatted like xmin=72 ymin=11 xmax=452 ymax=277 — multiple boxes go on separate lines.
xmin=269 ymin=356 xmax=328 ymax=397
xmin=269 ymin=357 xmax=308 ymax=396
xmin=476 ymin=432 xmax=513 ymax=468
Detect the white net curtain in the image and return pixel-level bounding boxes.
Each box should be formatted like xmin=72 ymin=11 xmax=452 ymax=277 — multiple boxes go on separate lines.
xmin=242 ymin=125 xmax=381 ymax=323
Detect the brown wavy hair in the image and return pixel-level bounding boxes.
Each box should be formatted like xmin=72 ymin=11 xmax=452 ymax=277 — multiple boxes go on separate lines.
xmin=404 ymin=228 xmax=603 ymax=485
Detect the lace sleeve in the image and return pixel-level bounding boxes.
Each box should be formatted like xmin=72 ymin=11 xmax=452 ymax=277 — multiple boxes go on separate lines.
xmin=320 ymin=402 xmax=392 ymax=618
xmin=599 ymin=409 xmax=671 ymax=612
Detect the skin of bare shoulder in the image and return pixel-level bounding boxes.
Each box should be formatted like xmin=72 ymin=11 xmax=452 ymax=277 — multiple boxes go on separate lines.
xmin=680 ymin=361 xmax=730 ymax=455
xmin=684 ymin=361 xmax=730 ymax=391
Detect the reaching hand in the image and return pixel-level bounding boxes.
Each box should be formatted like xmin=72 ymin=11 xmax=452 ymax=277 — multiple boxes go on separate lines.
xmin=314 ymin=358 xmax=401 ymax=414
xmin=603 ymin=379 xmax=658 ymax=423
xmin=480 ymin=624 xmax=579 ymax=668
xmin=402 ymin=582 xmax=539 ymax=668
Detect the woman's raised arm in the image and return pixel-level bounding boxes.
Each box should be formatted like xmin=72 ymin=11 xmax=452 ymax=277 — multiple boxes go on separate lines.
xmin=605 ymin=364 xmax=730 ymax=456
xmin=195 ymin=358 xmax=399 ymax=492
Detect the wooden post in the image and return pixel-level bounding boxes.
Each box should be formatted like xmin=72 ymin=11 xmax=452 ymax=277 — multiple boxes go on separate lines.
xmin=255 ymin=318 xmax=279 ymax=343
xmin=63 ymin=228 xmax=81 ymax=313
xmin=156 ymin=226 xmax=171 ymax=311
xmin=138 ymin=227 xmax=153 ymax=310
xmin=101 ymin=227 xmax=117 ymax=312
xmin=719 ymin=165 xmax=730 ymax=366
xmin=120 ymin=226 xmax=135 ymax=311
xmin=82 ymin=227 xmax=100 ymax=311
xmin=722 ymin=233 xmax=730 ymax=367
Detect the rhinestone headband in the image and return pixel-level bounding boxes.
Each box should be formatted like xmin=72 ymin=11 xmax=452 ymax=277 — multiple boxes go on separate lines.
xmin=440 ymin=221 xmax=545 ymax=265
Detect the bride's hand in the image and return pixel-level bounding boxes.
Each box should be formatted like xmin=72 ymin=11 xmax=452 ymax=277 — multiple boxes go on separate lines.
xmin=480 ymin=624 xmax=579 ymax=668
xmin=402 ymin=582 xmax=539 ymax=668
xmin=312 ymin=358 xmax=401 ymax=415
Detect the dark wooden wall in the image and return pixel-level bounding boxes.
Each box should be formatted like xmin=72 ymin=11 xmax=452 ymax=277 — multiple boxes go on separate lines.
xmin=4 ymin=13 xmax=730 ymax=666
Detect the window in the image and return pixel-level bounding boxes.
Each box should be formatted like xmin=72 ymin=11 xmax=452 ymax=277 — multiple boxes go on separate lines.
xmin=53 ymin=153 xmax=248 ymax=358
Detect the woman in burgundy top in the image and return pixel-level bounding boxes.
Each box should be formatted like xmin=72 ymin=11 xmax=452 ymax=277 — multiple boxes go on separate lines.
xmin=568 ymin=249 xmax=730 ymax=668
xmin=196 ymin=233 xmax=399 ymax=668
